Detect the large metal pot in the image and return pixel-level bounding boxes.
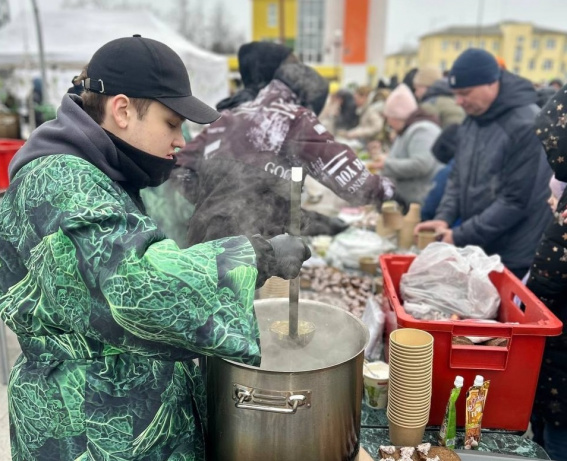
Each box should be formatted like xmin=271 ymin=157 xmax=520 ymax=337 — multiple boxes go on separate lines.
xmin=206 ymin=299 xmax=369 ymax=461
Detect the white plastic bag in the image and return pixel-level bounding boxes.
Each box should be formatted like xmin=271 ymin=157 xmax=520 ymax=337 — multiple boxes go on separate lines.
xmin=400 ymin=242 xmax=504 ymax=320
xmin=325 ymin=228 xmax=395 ymax=269
xmin=361 ymin=296 xmax=385 ymax=362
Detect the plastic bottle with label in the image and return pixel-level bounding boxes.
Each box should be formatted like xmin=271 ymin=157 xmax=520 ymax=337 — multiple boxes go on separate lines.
xmin=438 ymin=375 xmax=464 ymax=449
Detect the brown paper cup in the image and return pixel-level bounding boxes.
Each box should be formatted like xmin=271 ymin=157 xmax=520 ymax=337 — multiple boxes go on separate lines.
xmin=417 ymin=230 xmax=438 ymax=250
xmin=382 ymin=210 xmax=403 ymax=230
xmin=389 ymin=355 xmax=433 ymax=368
xmin=359 ymin=256 xmax=379 ymax=275
xmin=388 ymin=419 xmax=427 ymax=446
xmin=387 ymin=403 xmax=429 ymax=420
xmin=390 ymin=329 xmax=434 ymax=348
xmin=389 ymin=344 xmax=434 ymax=358
xmin=259 ymin=277 xmax=289 ymax=299
xmin=389 ymin=369 xmax=432 ymax=385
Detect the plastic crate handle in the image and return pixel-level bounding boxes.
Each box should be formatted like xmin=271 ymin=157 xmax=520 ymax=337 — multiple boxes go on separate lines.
xmin=450 ymin=324 xmax=512 ymax=371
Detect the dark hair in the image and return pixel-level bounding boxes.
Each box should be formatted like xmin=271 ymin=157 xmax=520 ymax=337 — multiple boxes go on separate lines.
xmin=73 ymin=67 xmax=153 ymax=124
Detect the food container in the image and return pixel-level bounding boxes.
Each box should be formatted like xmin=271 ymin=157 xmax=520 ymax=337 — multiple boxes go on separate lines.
xmin=380 ymin=254 xmax=563 ymax=431
xmin=359 ymin=256 xmax=379 ymax=275
xmin=363 ymin=361 xmax=389 ymax=409
xmin=206 ymin=299 xmax=369 ymax=461
xmin=0 ymin=138 xmax=25 ymax=190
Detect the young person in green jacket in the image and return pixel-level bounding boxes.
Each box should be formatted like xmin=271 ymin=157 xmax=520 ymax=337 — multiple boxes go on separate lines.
xmin=0 ymin=35 xmax=310 ymax=461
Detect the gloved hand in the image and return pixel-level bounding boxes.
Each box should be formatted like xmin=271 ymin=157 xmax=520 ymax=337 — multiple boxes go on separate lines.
xmin=390 ymin=192 xmax=409 ymax=215
xmin=328 ymin=217 xmax=350 ymax=236
xmin=268 ymin=234 xmax=311 ymax=280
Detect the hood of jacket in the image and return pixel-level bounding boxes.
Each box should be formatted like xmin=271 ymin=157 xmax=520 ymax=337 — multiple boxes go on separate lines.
xmin=273 ymin=63 xmax=329 ymax=116
xmin=472 ymin=70 xmax=538 ymax=125
xmin=400 ymin=108 xmax=440 ymax=135
xmin=9 ymin=94 xmax=128 ymax=182
xmin=422 ymin=79 xmax=454 ymax=100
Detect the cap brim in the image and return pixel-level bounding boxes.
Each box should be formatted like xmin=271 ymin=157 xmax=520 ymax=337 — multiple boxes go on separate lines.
xmin=156 ymin=95 xmax=220 ymax=124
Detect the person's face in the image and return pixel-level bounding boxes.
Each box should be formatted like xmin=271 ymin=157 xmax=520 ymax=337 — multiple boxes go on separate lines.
xmin=453 ymin=81 xmax=500 ymax=116
xmin=414 ymin=84 xmax=428 ymax=101
xmin=121 ymin=101 xmax=186 ymax=159
xmin=354 ymin=92 xmax=367 ymax=107
xmin=386 ymin=116 xmax=406 ymax=134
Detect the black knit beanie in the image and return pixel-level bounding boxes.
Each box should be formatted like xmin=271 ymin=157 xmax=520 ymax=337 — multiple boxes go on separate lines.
xmin=449 ymin=48 xmax=501 ymax=89
xmin=238 ymin=41 xmax=293 ymax=88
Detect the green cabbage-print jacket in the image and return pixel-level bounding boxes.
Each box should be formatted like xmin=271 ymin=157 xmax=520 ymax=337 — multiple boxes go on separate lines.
xmin=0 ymin=155 xmax=261 ymax=460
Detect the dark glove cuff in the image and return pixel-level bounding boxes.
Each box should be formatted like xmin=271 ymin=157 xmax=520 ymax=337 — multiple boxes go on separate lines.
xmin=249 ymin=234 xmax=276 ymax=289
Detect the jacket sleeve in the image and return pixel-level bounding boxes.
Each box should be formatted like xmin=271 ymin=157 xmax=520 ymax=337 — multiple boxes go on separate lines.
xmin=382 ymin=125 xmax=439 ymax=180
xmin=526 ymin=211 xmax=567 ymax=308
xmin=451 ymin=124 xmax=549 ymax=248
xmin=434 ymin=154 xmax=462 ymax=226
xmin=3 ymin=166 xmax=261 ymax=365
xmin=421 ymin=165 xmax=451 ymax=221
xmin=286 ymin=110 xmax=395 ymax=207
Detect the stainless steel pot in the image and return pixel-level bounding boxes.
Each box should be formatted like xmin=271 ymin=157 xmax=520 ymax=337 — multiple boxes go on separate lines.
xmin=206 ymin=299 xmax=369 ymax=461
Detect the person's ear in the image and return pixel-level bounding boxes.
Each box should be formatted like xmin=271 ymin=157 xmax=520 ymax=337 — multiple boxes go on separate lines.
xmin=108 ymin=94 xmax=132 ymax=129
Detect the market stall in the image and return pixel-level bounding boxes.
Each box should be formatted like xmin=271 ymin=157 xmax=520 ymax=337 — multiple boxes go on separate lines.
xmin=229 ymin=199 xmax=561 ymax=461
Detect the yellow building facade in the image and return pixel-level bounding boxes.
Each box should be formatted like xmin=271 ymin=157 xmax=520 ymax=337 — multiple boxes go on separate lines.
xmin=251 ymin=0 xmax=297 ymax=48
xmin=386 ymin=21 xmax=567 ymax=84
xmin=384 ymin=48 xmax=418 ymax=83
xmin=229 ymin=0 xmax=387 ymax=86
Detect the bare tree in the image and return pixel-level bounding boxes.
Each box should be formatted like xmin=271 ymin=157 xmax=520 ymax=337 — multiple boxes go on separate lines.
xmin=208 ymin=0 xmax=244 ymax=54
xmin=60 ymin=0 xmax=246 ymax=54
xmin=171 ymin=0 xmax=207 ymax=48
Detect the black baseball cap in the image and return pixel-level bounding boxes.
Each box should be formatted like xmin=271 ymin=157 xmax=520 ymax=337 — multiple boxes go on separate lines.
xmin=84 ymin=35 xmax=220 ymax=124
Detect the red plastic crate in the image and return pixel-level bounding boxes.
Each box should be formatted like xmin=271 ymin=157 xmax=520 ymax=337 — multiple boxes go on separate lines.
xmin=0 ymin=138 xmax=25 ymax=190
xmin=380 ymin=254 xmax=563 ymax=431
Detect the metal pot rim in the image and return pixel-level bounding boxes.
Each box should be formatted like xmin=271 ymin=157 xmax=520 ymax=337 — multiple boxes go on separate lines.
xmin=221 ymin=298 xmax=370 ymax=373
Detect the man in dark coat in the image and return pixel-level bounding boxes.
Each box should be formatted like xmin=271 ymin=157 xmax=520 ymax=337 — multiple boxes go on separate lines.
xmin=172 ymin=63 xmax=397 ymax=246
xmin=526 ymin=85 xmax=567 ymax=460
xmin=416 ymin=48 xmax=552 ymax=278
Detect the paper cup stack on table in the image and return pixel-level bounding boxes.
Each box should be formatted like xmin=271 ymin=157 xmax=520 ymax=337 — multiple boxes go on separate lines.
xmin=387 ymin=328 xmax=434 ymax=446
xmin=259 ymin=276 xmax=290 ymax=299
xmin=397 ymin=203 xmax=421 ymax=249
xmin=380 ymin=201 xmax=403 ymax=231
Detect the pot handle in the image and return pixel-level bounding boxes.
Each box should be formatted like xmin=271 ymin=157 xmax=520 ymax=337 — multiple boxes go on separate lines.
xmin=234 ymin=384 xmax=311 ymax=414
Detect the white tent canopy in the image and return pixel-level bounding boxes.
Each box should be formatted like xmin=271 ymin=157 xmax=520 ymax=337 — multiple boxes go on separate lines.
xmin=0 ymin=8 xmax=229 ymax=108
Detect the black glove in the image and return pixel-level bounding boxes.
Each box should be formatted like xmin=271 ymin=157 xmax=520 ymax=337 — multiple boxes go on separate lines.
xmin=328 ymin=217 xmax=350 ymax=236
xmin=390 ymin=192 xmax=409 ymax=215
xmin=300 ymin=210 xmax=349 ymax=236
xmin=268 ymin=235 xmax=311 ymax=279
xmin=249 ymin=234 xmax=311 ymax=288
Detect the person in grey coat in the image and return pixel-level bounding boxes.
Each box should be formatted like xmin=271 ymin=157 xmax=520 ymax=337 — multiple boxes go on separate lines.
xmin=416 ymin=48 xmax=552 ymax=278
xmin=372 ymin=83 xmax=442 ymax=205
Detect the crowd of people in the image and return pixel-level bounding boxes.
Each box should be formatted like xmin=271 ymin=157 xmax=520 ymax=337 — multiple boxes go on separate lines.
xmin=1 ymin=32 xmax=567 ymax=460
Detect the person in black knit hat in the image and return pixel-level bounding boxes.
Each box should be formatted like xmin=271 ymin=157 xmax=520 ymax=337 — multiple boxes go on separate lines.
xmin=416 ymin=48 xmax=552 ymax=279
xmin=216 ymin=41 xmax=297 ymax=111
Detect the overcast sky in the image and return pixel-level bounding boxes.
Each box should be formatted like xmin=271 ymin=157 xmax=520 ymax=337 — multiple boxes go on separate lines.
xmin=9 ymin=0 xmax=567 ymax=53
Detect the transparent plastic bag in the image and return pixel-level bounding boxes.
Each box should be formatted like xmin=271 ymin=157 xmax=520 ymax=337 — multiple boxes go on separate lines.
xmin=326 ymin=228 xmax=395 ymax=270
xmin=361 ymin=296 xmax=385 ymax=361
xmin=400 ymin=242 xmax=504 ymax=320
